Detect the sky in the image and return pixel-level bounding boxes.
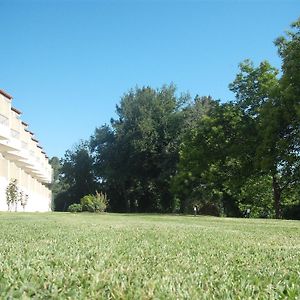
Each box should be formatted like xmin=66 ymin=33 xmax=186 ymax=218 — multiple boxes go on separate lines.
xmin=0 ymin=0 xmax=299 ymax=159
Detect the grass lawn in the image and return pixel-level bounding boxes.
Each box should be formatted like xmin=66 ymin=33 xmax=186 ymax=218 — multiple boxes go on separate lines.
xmin=0 ymin=213 xmax=299 ymax=299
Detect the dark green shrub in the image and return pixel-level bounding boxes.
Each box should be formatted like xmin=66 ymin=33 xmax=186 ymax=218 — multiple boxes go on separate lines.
xmin=68 ymin=203 xmax=82 ymax=213
xmin=282 ymin=203 xmax=300 ymax=220
xmin=81 ymin=191 xmax=108 ymax=213
xmin=198 ymin=203 xmax=221 ymax=216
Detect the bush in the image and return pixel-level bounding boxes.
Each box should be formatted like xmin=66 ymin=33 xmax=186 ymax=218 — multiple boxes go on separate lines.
xmin=81 ymin=191 xmax=108 ymax=213
xmin=68 ymin=203 xmax=82 ymax=213
xmin=198 ymin=203 xmax=221 ymax=216
xmin=282 ymin=203 xmax=300 ymax=220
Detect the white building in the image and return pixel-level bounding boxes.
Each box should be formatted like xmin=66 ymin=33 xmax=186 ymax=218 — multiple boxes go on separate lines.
xmin=0 ymin=89 xmax=52 ymax=212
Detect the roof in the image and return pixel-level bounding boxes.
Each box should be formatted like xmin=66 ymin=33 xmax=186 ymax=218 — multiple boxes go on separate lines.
xmin=11 ymin=107 xmax=22 ymax=115
xmin=25 ymin=129 xmax=34 ymax=135
xmin=0 ymin=89 xmax=13 ymax=100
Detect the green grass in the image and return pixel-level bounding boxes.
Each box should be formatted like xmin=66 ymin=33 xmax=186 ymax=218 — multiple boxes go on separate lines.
xmin=0 ymin=213 xmax=299 ymax=299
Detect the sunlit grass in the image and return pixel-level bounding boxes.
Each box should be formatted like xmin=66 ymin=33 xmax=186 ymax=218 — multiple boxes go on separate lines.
xmin=0 ymin=213 xmax=299 ymax=299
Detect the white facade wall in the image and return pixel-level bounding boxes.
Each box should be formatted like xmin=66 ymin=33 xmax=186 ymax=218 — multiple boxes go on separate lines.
xmin=0 ymin=90 xmax=52 ymax=212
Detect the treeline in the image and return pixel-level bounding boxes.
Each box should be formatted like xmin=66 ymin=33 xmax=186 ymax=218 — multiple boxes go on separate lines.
xmin=51 ymin=19 xmax=300 ymax=219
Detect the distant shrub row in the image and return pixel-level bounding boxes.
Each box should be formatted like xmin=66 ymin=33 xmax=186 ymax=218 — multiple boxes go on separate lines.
xmin=68 ymin=191 xmax=108 ymax=213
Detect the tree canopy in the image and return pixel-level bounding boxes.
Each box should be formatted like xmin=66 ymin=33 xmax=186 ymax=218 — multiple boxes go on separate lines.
xmin=52 ymin=18 xmax=300 ymax=219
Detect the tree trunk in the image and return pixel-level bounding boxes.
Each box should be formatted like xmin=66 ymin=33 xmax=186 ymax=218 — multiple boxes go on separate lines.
xmin=272 ymin=175 xmax=282 ymax=219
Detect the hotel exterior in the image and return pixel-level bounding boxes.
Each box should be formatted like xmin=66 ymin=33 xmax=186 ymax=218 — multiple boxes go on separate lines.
xmin=0 ymin=89 xmax=52 ymax=212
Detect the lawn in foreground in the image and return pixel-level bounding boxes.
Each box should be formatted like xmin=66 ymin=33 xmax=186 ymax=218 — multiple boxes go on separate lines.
xmin=0 ymin=213 xmax=299 ymax=299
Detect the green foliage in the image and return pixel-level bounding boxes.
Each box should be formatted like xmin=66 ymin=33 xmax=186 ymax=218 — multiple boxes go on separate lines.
xmin=80 ymin=191 xmax=108 ymax=213
xmin=227 ymin=19 xmax=300 ymax=218
xmin=172 ymin=100 xmax=252 ymax=215
xmin=49 ymin=156 xmax=63 ymax=210
xmin=19 ymin=191 xmax=28 ymax=212
xmin=53 ymin=142 xmax=97 ymax=211
xmin=5 ymin=179 xmax=28 ymax=212
xmin=282 ymin=203 xmax=300 ymax=220
xmin=229 ymin=59 xmax=279 ymax=117
xmin=53 ymin=19 xmax=300 ymax=219
xmin=173 ymin=23 xmax=300 ymax=218
xmin=0 ymin=213 xmax=299 ymax=298
xmin=91 ymin=84 xmax=188 ymax=213
xmin=67 ymin=203 xmax=82 ymax=213
xmin=239 ymin=175 xmax=274 ymax=218
xmin=6 ymin=179 xmax=19 ymax=211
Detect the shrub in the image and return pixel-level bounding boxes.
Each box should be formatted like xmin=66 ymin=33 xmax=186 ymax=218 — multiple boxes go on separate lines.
xmin=282 ymin=203 xmax=300 ymax=220
xmin=68 ymin=203 xmax=82 ymax=213
xmin=198 ymin=203 xmax=221 ymax=216
xmin=80 ymin=191 xmax=108 ymax=213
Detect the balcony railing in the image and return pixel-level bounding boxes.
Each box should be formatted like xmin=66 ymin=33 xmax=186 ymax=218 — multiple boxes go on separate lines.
xmin=21 ymin=141 xmax=28 ymax=149
xmin=11 ymin=129 xmax=20 ymax=139
xmin=0 ymin=115 xmax=10 ymax=140
xmin=0 ymin=114 xmax=9 ymax=126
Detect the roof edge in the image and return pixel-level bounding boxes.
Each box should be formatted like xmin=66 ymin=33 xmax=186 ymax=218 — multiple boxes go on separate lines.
xmin=11 ymin=107 xmax=22 ymax=115
xmin=0 ymin=89 xmax=13 ymax=100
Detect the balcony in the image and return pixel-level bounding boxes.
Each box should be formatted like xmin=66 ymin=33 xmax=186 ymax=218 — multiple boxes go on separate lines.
xmin=6 ymin=147 xmax=32 ymax=167
xmin=0 ymin=89 xmax=53 ymax=188
xmin=20 ymin=155 xmax=52 ymax=183
xmin=2 ymin=138 xmax=51 ymax=183
xmin=6 ymin=135 xmax=21 ymax=152
xmin=0 ymin=114 xmax=10 ymax=140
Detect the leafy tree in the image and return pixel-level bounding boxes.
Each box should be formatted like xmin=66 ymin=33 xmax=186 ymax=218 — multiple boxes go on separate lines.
xmin=91 ymin=85 xmax=188 ymax=212
xmin=90 ymin=125 xmax=126 ymax=212
xmin=49 ymin=156 xmax=65 ymax=210
xmin=20 ymin=192 xmax=28 ymax=212
xmin=274 ymin=18 xmax=300 ymax=217
xmin=6 ymin=180 xmax=29 ymax=212
xmin=6 ymin=179 xmax=19 ymax=212
xmin=230 ymin=26 xmax=300 ymax=218
xmin=229 ymin=60 xmax=279 ymax=117
xmin=239 ymin=175 xmax=274 ymax=218
xmin=51 ymin=19 xmax=300 ymax=219
xmin=172 ymin=98 xmax=255 ymax=215
xmin=275 ymin=18 xmax=300 ymax=103
xmin=54 ymin=142 xmax=98 ymax=211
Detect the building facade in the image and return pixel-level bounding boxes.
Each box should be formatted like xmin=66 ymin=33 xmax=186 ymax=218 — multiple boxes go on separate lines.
xmin=0 ymin=89 xmax=52 ymax=212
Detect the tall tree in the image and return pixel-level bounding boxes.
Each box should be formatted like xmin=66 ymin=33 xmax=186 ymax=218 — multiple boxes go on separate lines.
xmin=230 ymin=19 xmax=300 ymax=218
xmin=49 ymin=156 xmax=63 ymax=210
xmin=172 ymin=98 xmax=255 ymax=215
xmin=90 ymin=125 xmax=129 ymax=212
xmin=54 ymin=142 xmax=97 ymax=211
xmin=91 ymin=85 xmax=188 ymax=212
xmin=273 ymin=18 xmax=300 ymax=217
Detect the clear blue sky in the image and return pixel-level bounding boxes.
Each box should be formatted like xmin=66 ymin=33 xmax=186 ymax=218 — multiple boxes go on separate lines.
xmin=1 ymin=0 xmax=299 ymax=158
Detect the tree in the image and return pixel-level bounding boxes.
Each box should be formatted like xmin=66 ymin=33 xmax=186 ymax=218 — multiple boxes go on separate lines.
xmin=49 ymin=156 xmax=64 ymax=210
xmin=20 ymin=192 xmax=28 ymax=212
xmin=54 ymin=142 xmax=98 ymax=211
xmin=6 ymin=179 xmax=19 ymax=212
xmin=229 ymin=17 xmax=300 ymax=218
xmin=272 ymin=18 xmax=300 ymax=217
xmin=172 ymin=99 xmax=255 ymax=216
xmin=90 ymin=124 xmax=128 ymax=212
xmin=239 ymin=175 xmax=274 ymax=218
xmin=91 ymin=84 xmax=188 ymax=212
